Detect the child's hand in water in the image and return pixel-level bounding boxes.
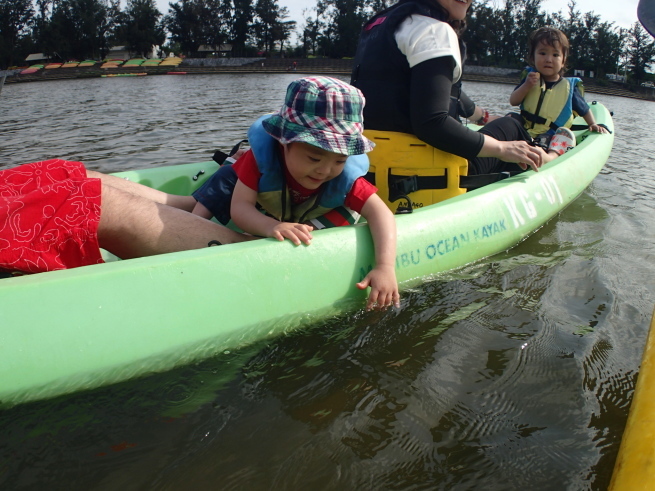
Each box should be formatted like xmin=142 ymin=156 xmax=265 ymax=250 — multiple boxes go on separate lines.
xmin=356 ymin=265 xmax=400 ymax=311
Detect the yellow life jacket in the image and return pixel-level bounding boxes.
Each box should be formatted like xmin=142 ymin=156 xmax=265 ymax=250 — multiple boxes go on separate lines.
xmin=520 ymin=70 xmax=583 ymax=137
xmin=363 ymin=130 xmax=468 ymax=213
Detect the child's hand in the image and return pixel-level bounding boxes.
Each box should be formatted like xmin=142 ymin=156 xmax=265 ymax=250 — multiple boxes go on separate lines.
xmin=589 ymin=123 xmax=609 ymax=134
xmin=356 ymin=265 xmax=400 ymax=311
xmin=269 ymin=222 xmax=313 ymax=245
xmin=526 ymin=71 xmax=540 ymax=87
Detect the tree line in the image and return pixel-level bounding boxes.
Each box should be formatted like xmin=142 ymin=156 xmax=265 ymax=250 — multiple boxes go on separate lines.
xmin=1 ymin=0 xmax=654 ymax=83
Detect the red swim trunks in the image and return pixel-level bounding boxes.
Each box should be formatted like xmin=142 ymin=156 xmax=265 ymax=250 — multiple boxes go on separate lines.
xmin=0 ymin=159 xmax=103 ymax=274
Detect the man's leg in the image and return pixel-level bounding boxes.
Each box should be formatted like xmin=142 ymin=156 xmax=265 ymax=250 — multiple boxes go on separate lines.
xmin=97 ymin=183 xmax=254 ymax=260
xmin=88 ymin=170 xmax=197 ymax=211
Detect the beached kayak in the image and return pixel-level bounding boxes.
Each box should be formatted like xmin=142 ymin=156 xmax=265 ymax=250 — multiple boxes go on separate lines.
xmin=0 ymin=103 xmax=614 ymax=407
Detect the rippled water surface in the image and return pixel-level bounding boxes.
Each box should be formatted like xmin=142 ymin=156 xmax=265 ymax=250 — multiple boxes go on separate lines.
xmin=1 ymin=74 xmax=654 ymax=490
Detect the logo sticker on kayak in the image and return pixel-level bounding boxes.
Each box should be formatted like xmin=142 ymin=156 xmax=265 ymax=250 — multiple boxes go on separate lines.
xmin=358 ymin=175 xmax=565 ymax=279
xmin=387 ymin=220 xmax=507 ymax=273
xmin=503 ymin=175 xmax=563 ymax=228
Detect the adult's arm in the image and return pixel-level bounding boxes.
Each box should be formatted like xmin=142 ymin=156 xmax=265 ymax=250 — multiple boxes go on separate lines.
xmin=450 ymin=81 xmax=476 ymax=118
xmin=410 ymin=57 xmax=545 ymax=170
xmin=410 ymin=56 xmax=484 ymax=159
xmin=452 ymin=83 xmax=495 ymax=124
xmin=456 ymin=87 xmax=476 ymax=118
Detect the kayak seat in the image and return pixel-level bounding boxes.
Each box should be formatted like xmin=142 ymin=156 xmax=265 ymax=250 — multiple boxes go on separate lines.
xmin=363 ymin=130 xmax=468 ymax=214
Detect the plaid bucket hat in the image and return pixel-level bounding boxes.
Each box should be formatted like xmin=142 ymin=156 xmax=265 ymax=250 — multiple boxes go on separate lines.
xmin=262 ymin=76 xmax=375 ymax=156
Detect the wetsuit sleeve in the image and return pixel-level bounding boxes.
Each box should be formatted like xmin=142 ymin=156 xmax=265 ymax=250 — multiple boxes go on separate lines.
xmin=409 ymin=56 xmax=485 ymax=159
xmin=232 ymin=150 xmax=261 ymax=190
xmin=451 ymin=83 xmax=476 ymax=119
xmin=572 ymin=83 xmax=589 ymax=117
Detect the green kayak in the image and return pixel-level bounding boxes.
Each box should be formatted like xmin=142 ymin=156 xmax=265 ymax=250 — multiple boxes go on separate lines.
xmin=0 ymin=103 xmax=614 ymax=407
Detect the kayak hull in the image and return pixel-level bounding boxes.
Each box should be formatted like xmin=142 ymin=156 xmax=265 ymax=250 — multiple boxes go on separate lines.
xmin=610 ymin=306 xmax=655 ymax=490
xmin=0 ymin=103 xmax=614 ymax=407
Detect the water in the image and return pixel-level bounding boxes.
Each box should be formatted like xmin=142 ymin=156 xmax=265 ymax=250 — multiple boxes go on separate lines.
xmin=1 ymin=74 xmax=654 ymax=490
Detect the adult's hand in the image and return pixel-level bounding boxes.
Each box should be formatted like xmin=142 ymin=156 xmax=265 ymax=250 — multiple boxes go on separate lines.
xmin=497 ymin=140 xmax=545 ymax=172
xmin=479 ymin=136 xmax=545 ymax=172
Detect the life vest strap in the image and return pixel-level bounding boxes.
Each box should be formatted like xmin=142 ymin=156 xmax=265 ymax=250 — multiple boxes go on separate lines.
xmin=521 ymin=109 xmax=560 ymax=133
xmin=519 ymin=118 xmax=611 ymax=135
xmin=392 ymin=174 xmax=448 ymax=201
xmin=212 ymin=139 xmax=249 ymax=165
xmin=568 ymin=123 xmax=611 ymax=134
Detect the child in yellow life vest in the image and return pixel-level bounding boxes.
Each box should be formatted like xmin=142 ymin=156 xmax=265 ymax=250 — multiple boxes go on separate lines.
xmin=509 ymin=27 xmax=609 ymax=157
xmin=191 ymin=77 xmax=400 ymax=311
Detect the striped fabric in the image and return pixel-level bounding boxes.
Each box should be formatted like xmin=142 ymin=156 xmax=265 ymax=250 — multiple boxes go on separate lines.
xmin=308 ymin=206 xmax=361 ymax=229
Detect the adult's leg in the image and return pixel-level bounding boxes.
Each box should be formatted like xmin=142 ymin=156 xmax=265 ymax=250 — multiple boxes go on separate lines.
xmin=97 ymin=183 xmax=254 ymax=260
xmin=0 ymin=161 xmax=105 ymax=273
xmin=88 ymin=170 xmax=197 ymax=211
xmin=469 ymin=117 xmax=537 ymax=175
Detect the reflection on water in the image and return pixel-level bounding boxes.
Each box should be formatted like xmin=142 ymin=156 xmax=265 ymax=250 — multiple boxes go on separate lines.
xmin=0 ymin=74 xmax=302 ymax=172
xmin=1 ymin=75 xmax=654 ymax=489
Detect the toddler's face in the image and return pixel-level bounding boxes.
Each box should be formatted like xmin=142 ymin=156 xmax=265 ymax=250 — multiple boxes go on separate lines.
xmin=283 ymin=142 xmax=348 ymax=190
xmin=533 ymin=41 xmax=565 ymax=81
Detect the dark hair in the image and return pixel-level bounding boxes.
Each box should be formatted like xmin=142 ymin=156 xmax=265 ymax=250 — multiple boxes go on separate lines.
xmin=420 ymin=0 xmax=468 ymax=35
xmin=528 ymin=27 xmax=570 ymax=74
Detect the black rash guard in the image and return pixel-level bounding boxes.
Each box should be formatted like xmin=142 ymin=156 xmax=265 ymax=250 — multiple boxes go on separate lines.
xmin=410 ymin=56 xmax=485 ymax=160
xmin=450 ymin=82 xmax=476 ymax=120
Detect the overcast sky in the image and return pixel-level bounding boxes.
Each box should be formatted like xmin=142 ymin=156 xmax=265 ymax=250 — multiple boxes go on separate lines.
xmin=152 ymin=0 xmax=640 ymax=37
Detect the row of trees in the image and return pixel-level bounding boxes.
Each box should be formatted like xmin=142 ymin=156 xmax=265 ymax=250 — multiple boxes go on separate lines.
xmin=465 ymin=1 xmax=655 ymax=83
xmin=1 ymin=0 xmax=654 ymax=83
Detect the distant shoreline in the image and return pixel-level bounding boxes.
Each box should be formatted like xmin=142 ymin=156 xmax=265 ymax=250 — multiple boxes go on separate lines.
xmin=2 ymin=58 xmax=652 ymax=102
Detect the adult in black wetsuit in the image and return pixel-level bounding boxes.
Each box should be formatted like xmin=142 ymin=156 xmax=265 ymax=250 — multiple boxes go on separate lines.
xmin=351 ymin=0 xmax=556 ymax=175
